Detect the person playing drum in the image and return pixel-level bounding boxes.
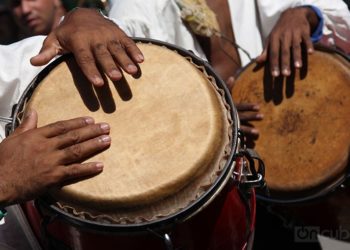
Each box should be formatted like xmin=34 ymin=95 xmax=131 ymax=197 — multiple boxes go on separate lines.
xmin=0 ymin=8 xmax=144 ymax=209
xmin=108 ymin=0 xmax=350 ymax=136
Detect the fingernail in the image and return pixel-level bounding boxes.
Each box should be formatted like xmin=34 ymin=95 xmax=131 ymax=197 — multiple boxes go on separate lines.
xmin=251 ymin=128 xmax=259 ymax=135
xmin=110 ymin=69 xmax=121 ymax=79
xmin=99 ymin=135 xmax=111 ymax=143
xmin=136 ymin=54 xmax=144 ymax=62
xmin=84 ymin=117 xmax=94 ymax=124
xmin=100 ymin=123 xmax=110 ymax=132
xmin=227 ymin=76 xmax=235 ymax=83
xmin=127 ymin=64 xmax=137 ymax=73
xmin=93 ymin=76 xmax=104 ymax=86
xmin=282 ymin=68 xmax=290 ymax=76
xmin=308 ymin=48 xmax=314 ymax=53
xmin=257 ymin=114 xmax=264 ymax=119
xmin=295 ymin=61 xmax=301 ymax=68
xmin=253 ymin=105 xmax=260 ymax=111
xmin=272 ymin=69 xmax=279 ymax=77
xmin=95 ymin=162 xmax=104 ymax=171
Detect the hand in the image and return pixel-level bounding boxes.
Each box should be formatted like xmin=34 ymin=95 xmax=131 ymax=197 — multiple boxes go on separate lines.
xmin=256 ymin=7 xmax=319 ymax=77
xmin=236 ymin=103 xmax=263 ymax=136
xmin=227 ymin=77 xmax=263 ymax=136
xmin=30 ymin=8 xmax=144 ymax=87
xmin=0 ymin=110 xmax=111 ymax=207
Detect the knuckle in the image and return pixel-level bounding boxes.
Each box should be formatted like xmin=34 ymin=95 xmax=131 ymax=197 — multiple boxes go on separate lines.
xmin=50 ymin=121 xmax=68 ymax=134
xmin=65 ymin=144 xmax=83 ymax=159
xmin=67 ymin=131 xmax=81 ymax=144
xmin=93 ymin=43 xmax=107 ymax=54
xmin=66 ymin=165 xmax=80 ymax=178
xmin=77 ymin=52 xmax=95 ymax=65
xmin=109 ymin=40 xmax=123 ymax=51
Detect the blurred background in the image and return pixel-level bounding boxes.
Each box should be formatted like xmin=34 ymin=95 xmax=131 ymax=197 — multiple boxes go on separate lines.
xmin=0 ymin=0 xmax=109 ymax=45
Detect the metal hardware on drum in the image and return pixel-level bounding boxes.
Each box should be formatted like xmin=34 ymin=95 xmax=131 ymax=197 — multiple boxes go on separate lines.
xmin=163 ymin=233 xmax=174 ymax=250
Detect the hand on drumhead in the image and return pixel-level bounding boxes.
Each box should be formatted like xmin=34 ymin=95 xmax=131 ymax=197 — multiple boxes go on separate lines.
xmin=30 ymin=8 xmax=144 ymax=87
xmin=0 ymin=110 xmax=111 ymax=207
xmin=236 ymin=103 xmax=263 ymax=137
xmin=256 ymin=7 xmax=319 ymax=77
xmin=227 ymin=76 xmax=263 ymax=136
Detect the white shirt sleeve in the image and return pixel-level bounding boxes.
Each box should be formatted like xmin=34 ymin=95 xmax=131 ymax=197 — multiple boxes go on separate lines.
xmin=109 ymin=0 xmax=207 ymax=60
xmin=257 ymin=0 xmax=350 ymax=48
xmin=0 ymin=36 xmax=46 ymax=140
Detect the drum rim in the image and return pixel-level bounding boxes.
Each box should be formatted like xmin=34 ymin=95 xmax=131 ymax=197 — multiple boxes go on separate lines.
xmin=11 ymin=37 xmax=240 ymax=232
xmin=234 ymin=45 xmax=350 ymax=204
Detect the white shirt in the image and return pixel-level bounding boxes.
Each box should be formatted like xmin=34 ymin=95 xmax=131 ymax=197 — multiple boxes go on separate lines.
xmin=0 ymin=36 xmax=46 ymax=139
xmin=110 ymin=0 xmax=350 ymax=65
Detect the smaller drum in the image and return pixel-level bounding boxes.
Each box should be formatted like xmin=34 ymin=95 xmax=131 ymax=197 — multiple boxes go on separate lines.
xmin=232 ymin=47 xmax=350 ymax=203
xmin=232 ymin=47 xmax=350 ymax=242
xmin=12 ymin=39 xmax=264 ymax=250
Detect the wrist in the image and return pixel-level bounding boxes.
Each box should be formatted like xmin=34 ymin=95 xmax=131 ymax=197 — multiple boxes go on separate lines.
xmin=302 ymin=5 xmax=324 ymax=42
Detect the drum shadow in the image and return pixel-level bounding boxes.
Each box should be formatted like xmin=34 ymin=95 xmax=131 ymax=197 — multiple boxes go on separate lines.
xmin=66 ymin=58 xmax=116 ymax=113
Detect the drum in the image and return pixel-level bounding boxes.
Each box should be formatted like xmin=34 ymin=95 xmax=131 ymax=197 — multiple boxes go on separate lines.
xmin=232 ymin=47 xmax=350 ymax=240
xmin=12 ymin=39 xmax=264 ymax=250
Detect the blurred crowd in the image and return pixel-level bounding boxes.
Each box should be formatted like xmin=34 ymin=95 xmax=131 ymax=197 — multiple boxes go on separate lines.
xmin=0 ymin=0 xmax=109 ymax=45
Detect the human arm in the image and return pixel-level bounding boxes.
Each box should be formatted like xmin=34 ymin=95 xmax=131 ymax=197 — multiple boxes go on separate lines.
xmin=256 ymin=6 xmax=320 ymax=77
xmin=0 ymin=110 xmax=111 ymax=207
xmin=256 ymin=0 xmax=350 ymax=76
xmin=30 ymin=8 xmax=144 ymax=87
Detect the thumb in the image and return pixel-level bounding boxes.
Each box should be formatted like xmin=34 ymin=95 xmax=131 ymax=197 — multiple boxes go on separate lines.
xmin=30 ymin=34 xmax=63 ymax=66
xmin=226 ymin=76 xmax=235 ymax=92
xmin=255 ymin=47 xmax=267 ymax=64
xmin=12 ymin=110 xmax=38 ymax=136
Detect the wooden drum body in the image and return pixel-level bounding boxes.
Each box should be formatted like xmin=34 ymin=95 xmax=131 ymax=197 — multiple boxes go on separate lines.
xmin=13 ymin=39 xmax=260 ymax=250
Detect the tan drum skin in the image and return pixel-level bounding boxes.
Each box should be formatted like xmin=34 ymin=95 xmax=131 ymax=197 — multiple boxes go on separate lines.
xmin=25 ymin=43 xmax=233 ymax=222
xmin=232 ymin=49 xmax=350 ymax=196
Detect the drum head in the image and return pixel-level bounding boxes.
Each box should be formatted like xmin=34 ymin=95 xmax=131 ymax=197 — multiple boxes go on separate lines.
xmin=232 ymin=48 xmax=350 ymax=202
xmin=19 ymin=41 xmax=237 ymax=226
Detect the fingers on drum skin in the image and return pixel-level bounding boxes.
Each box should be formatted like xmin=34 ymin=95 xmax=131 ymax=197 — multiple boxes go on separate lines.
xmin=93 ymin=42 xmax=123 ymax=81
xmin=58 ymin=135 xmax=111 ymax=164
xmin=119 ymin=36 xmax=144 ymax=63
xmin=240 ymin=125 xmax=259 ymax=136
xmin=60 ymin=162 xmax=104 ymax=183
xmin=73 ymin=45 xmax=105 ymax=87
xmin=40 ymin=117 xmax=95 ymax=137
xmin=301 ymin=29 xmax=314 ymax=54
xmin=54 ymin=123 xmax=110 ymax=149
xmin=269 ymin=33 xmax=281 ymax=77
xmin=108 ymin=40 xmax=138 ymax=75
xmin=238 ymin=112 xmax=264 ymax=122
xmin=236 ymin=103 xmax=260 ymax=111
xmin=281 ymin=32 xmax=292 ymax=76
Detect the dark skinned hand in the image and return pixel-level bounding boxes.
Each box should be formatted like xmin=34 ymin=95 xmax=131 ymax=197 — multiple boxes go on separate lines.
xmin=0 ymin=110 xmax=111 ymax=207
xmin=30 ymin=8 xmax=144 ymax=87
xmin=256 ymin=6 xmax=319 ymax=77
xmin=227 ymin=76 xmax=263 ymax=136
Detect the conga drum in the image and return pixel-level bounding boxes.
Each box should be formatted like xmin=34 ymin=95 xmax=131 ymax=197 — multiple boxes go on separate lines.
xmin=11 ymin=39 xmax=264 ymax=250
xmin=232 ymin=47 xmax=350 ymax=238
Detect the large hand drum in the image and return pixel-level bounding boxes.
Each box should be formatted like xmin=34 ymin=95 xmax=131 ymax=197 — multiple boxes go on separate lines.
xmin=232 ymin=48 xmax=350 ymax=203
xmin=14 ymin=40 xmax=259 ymax=250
